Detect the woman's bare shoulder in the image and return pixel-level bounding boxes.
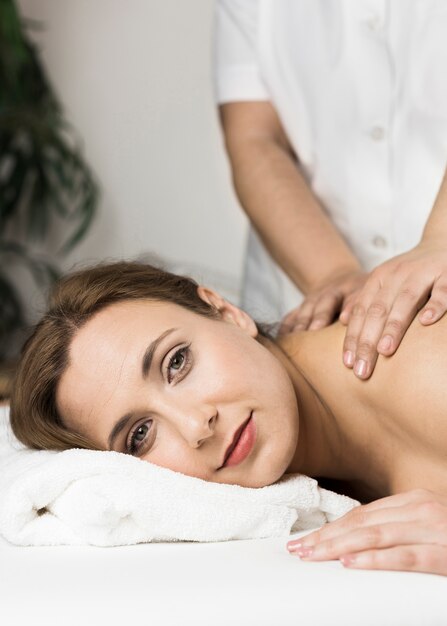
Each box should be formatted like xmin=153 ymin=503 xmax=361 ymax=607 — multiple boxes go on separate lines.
xmin=279 ymin=315 xmax=447 ymax=448
xmin=367 ymin=314 xmax=447 ymax=454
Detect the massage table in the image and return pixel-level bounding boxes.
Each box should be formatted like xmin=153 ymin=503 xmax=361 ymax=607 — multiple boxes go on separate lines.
xmin=1 ymin=529 xmax=446 ymax=625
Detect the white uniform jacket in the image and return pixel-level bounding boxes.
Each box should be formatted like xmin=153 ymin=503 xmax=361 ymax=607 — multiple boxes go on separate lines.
xmin=214 ymin=0 xmax=447 ymax=320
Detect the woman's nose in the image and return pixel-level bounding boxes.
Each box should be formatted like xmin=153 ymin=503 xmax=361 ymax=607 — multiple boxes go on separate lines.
xmin=176 ymin=408 xmax=217 ymax=448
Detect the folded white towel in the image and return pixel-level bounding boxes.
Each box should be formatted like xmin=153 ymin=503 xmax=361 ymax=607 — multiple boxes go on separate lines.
xmin=0 ymin=406 xmax=359 ymax=546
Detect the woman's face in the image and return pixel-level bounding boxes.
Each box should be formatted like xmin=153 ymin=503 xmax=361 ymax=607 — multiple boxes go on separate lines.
xmin=56 ymin=290 xmax=299 ymax=487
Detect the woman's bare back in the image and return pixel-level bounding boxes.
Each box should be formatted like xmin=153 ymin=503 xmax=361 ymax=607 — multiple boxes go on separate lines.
xmin=279 ymin=314 xmax=447 ymax=501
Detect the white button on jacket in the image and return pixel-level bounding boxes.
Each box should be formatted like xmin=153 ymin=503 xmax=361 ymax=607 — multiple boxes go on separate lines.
xmin=370 ymin=126 xmax=386 ymax=142
xmin=372 ymin=235 xmax=388 ymax=249
xmin=214 ymin=0 xmax=447 ymax=320
xmin=365 ymin=13 xmax=383 ymax=32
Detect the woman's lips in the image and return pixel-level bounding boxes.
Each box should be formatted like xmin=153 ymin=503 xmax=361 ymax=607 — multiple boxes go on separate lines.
xmin=221 ymin=413 xmax=256 ymax=468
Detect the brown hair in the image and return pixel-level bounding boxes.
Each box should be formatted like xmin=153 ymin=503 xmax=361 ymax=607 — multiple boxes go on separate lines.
xmin=10 ymin=261 xmax=228 ymax=451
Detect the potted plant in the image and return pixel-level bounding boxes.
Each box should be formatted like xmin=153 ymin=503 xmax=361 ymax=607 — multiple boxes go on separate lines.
xmin=0 ymin=0 xmax=99 ymax=396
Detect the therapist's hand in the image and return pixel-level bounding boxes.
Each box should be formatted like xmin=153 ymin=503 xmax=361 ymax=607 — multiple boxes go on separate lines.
xmin=287 ymin=489 xmax=447 ymax=577
xmin=279 ymin=269 xmax=367 ymax=334
xmin=340 ymin=242 xmax=447 ymax=380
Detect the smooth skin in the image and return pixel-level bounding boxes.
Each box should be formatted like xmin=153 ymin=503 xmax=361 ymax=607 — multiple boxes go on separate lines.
xmin=220 ymin=101 xmax=447 ymax=381
xmin=56 ymin=290 xmax=301 ymax=489
xmin=55 ymin=287 xmax=447 ymax=576
xmin=288 ymin=489 xmax=447 ymax=576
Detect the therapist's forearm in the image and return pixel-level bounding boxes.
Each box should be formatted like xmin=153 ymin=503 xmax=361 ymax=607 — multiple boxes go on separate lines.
xmin=422 ymin=166 xmax=447 ymax=243
xmin=225 ymin=135 xmax=361 ymax=294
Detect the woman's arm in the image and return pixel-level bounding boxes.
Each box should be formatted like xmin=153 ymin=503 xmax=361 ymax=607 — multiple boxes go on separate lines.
xmin=287 ymin=489 xmax=447 ymax=576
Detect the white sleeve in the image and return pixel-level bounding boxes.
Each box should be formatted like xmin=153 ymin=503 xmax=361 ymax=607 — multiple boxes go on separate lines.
xmin=213 ymin=0 xmax=269 ymax=104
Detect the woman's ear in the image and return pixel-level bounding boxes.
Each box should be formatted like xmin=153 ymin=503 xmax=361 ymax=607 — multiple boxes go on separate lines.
xmin=197 ymin=286 xmax=258 ymax=338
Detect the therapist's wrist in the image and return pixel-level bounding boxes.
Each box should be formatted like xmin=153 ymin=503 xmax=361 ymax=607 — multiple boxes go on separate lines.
xmin=307 ymin=264 xmax=363 ymax=294
xmin=419 ymin=232 xmax=447 ymax=250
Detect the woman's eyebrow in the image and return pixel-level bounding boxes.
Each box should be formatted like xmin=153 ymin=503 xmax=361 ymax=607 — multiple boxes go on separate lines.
xmin=141 ymin=327 xmax=177 ymax=378
xmin=107 ymin=327 xmax=178 ymax=450
xmin=108 ymin=412 xmax=133 ymax=451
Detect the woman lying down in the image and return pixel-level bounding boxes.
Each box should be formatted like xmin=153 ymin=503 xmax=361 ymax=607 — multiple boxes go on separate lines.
xmin=10 ymin=261 xmax=447 ymax=576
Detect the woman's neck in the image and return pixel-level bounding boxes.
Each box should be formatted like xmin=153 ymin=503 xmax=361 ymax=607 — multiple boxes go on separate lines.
xmin=260 ymin=329 xmax=393 ymax=499
xmin=262 ymin=335 xmax=347 ymax=477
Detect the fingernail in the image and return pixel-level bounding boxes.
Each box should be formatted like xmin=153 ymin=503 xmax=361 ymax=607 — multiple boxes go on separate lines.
xmin=354 ymin=359 xmax=367 ymax=378
xmin=421 ymin=309 xmax=434 ymax=323
xmin=296 ymin=547 xmax=314 ymax=559
xmin=309 ymin=320 xmax=324 ymax=330
xmin=288 ymin=533 xmax=317 ymax=549
xmin=340 ymin=554 xmax=356 ymax=567
xmin=343 ymin=350 xmax=354 ymax=367
xmin=378 ymin=335 xmax=392 ymax=352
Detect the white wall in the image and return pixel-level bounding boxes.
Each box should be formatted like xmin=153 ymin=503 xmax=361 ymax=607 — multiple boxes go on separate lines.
xmin=17 ymin=0 xmax=247 ymax=303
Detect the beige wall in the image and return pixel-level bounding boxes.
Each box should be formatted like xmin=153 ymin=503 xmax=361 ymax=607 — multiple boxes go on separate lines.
xmin=17 ymin=0 xmax=246 ymax=302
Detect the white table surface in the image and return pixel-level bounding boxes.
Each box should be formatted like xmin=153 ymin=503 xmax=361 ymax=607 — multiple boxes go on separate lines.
xmin=1 ymin=530 xmax=446 ymax=626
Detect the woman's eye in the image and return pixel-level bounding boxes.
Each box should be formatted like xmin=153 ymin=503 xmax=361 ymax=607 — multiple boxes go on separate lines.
xmin=166 ymin=345 xmax=191 ymax=383
xmin=127 ymin=420 xmax=152 ymax=455
xmin=170 ymin=351 xmax=184 ymax=370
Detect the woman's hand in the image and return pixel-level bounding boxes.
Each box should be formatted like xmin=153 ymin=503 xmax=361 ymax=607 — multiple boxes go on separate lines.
xmin=340 ymin=242 xmax=447 ymax=380
xmin=279 ymin=270 xmax=368 ymax=334
xmin=287 ymin=489 xmax=447 ymax=576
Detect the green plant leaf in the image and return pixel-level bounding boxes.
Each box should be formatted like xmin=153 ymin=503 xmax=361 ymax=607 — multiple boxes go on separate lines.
xmin=0 ymin=272 xmax=24 ymax=356
xmin=0 ymin=147 xmax=28 ymax=229
xmin=0 ymin=239 xmax=60 ymax=286
xmin=0 ymin=0 xmax=100 ymax=355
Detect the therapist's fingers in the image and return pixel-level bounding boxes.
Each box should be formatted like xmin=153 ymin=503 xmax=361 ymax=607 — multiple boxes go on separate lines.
xmin=418 ymin=277 xmax=447 ymax=326
xmin=338 ymin=302 xmax=353 ymax=325
xmin=338 ymin=289 xmax=362 ymax=325
xmin=292 ymin=297 xmax=322 ymax=330
xmin=350 ymin=283 xmax=412 ymax=378
xmin=375 ymin=278 xmax=431 ymax=357
xmin=342 ymin=273 xmax=424 ymax=378
xmin=279 ymin=301 xmax=314 ymax=333
xmin=341 ymin=287 xmax=377 ymax=370
xmin=279 ymin=292 xmax=338 ymax=334
xmin=278 ymin=310 xmax=299 ymax=334
xmin=307 ymin=290 xmax=344 ymax=330
xmin=279 ymin=271 xmax=368 ymax=335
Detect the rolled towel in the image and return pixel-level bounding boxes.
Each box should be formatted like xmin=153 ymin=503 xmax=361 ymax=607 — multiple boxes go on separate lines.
xmin=0 ymin=406 xmax=359 ymax=546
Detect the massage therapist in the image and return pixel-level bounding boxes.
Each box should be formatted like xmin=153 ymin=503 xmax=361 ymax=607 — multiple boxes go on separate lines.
xmin=214 ymin=0 xmax=447 ymax=380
